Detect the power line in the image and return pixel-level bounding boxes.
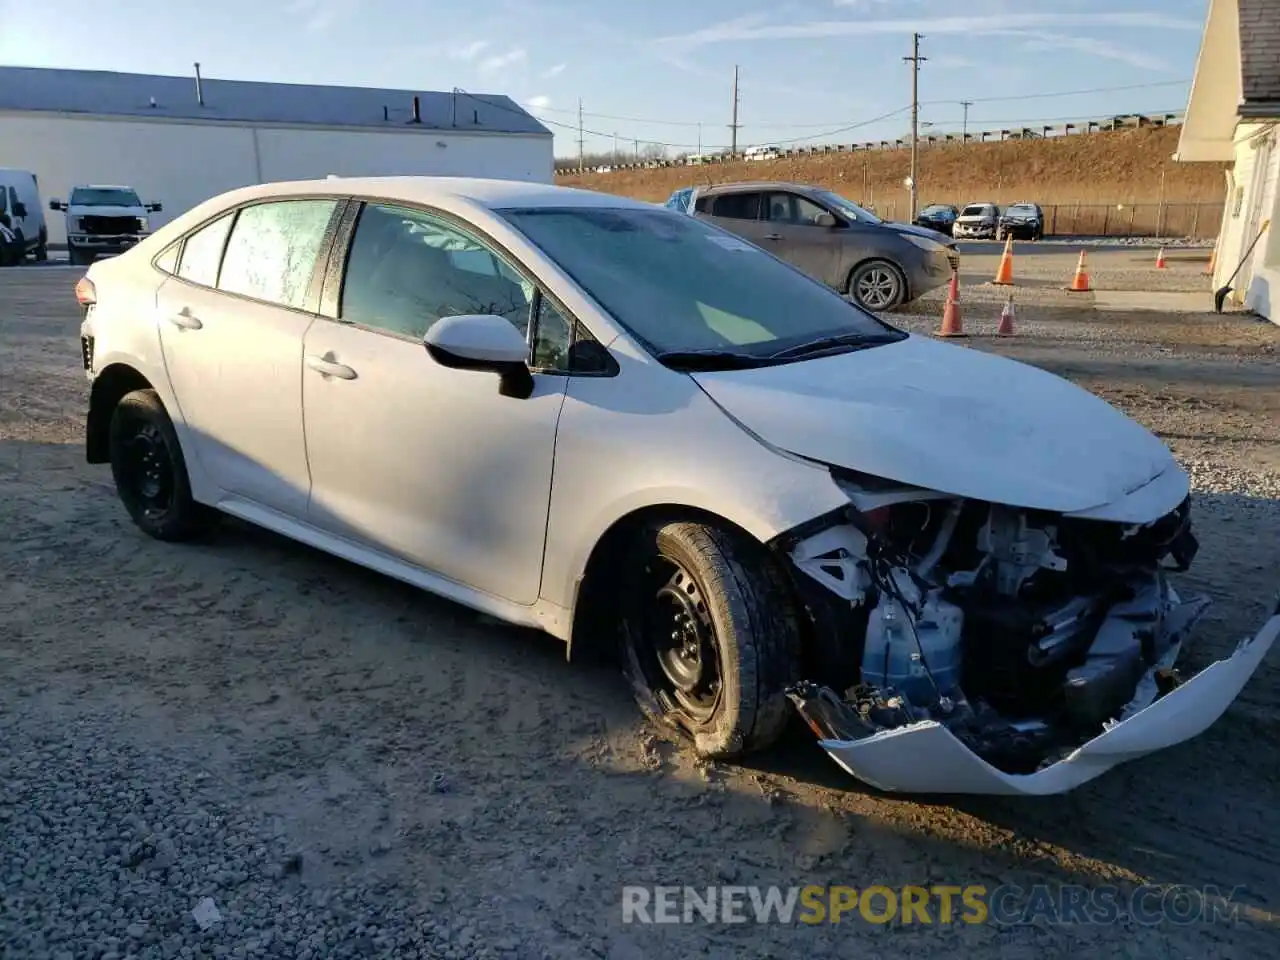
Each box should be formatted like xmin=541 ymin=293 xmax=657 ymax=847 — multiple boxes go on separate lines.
xmin=523 ymin=79 xmax=1191 ymax=130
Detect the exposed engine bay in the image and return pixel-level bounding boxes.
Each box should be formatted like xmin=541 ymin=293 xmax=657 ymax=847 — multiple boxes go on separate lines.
xmin=781 ymin=480 xmax=1213 ymax=776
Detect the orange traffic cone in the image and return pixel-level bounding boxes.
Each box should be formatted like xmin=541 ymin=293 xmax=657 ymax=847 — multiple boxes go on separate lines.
xmin=937 ymin=270 xmax=965 ymax=337
xmin=1155 ymin=246 xmax=1167 ymax=269
xmin=1065 ymin=250 xmax=1092 ymax=292
xmin=993 ymin=235 xmax=1015 ymax=285
xmin=997 ymin=294 xmax=1016 ymax=336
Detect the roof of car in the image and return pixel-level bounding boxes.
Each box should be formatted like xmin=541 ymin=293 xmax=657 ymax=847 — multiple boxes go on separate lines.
xmin=203 ymin=176 xmax=660 ymax=211
xmin=697 ymin=181 xmax=822 ymax=194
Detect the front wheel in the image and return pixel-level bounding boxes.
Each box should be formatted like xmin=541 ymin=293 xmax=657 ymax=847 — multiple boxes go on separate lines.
xmin=849 ymin=260 xmax=907 ymax=311
xmin=108 ymin=389 xmax=210 ymax=542
xmin=620 ymin=521 xmax=801 ymax=760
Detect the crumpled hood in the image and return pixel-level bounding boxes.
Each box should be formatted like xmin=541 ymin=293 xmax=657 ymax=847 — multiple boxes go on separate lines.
xmin=692 ymin=334 xmax=1177 ymax=513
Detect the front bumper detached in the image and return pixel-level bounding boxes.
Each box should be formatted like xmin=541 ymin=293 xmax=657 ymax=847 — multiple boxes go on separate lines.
xmin=788 ymin=610 xmax=1278 ymax=797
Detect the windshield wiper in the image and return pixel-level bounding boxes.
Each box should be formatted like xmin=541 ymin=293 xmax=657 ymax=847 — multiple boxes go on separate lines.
xmin=654 ymin=349 xmax=764 ymax=371
xmin=768 ymin=333 xmax=899 ymax=361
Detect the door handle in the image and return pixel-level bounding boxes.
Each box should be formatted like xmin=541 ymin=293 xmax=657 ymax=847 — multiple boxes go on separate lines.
xmin=168 ymin=309 xmax=202 ymax=330
xmin=762 ymin=233 xmax=782 ymax=241
xmin=305 ymin=354 xmax=357 ymax=380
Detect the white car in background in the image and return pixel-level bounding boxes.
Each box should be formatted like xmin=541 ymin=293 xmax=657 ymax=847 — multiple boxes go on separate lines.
xmin=74 ymin=176 xmax=1276 ymax=796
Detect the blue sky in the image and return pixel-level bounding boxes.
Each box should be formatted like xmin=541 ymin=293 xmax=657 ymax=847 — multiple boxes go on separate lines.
xmin=0 ymin=0 xmax=1209 ymax=157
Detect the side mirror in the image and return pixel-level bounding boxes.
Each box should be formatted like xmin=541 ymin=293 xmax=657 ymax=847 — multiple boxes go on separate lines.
xmin=424 ymin=314 xmax=533 ymax=399
xmin=815 ymin=212 xmax=838 ymax=228
xmin=13 ymin=202 xmax=27 ymax=219
xmin=146 ymin=202 xmax=163 ymax=213
xmin=49 ymin=199 xmax=63 ymax=211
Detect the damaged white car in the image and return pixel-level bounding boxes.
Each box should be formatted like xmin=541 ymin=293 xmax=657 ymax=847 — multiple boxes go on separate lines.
xmin=76 ymin=177 xmax=1276 ymax=796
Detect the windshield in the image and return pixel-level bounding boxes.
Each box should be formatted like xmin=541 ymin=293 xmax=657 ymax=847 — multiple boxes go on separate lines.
xmin=70 ymin=187 xmax=142 ymax=207
xmin=811 ymin=190 xmax=882 ymax=224
xmin=961 ymin=205 xmax=992 ymax=217
xmin=1006 ymin=204 xmax=1037 ymax=216
xmin=921 ymin=205 xmax=952 ymax=216
xmin=497 ymin=206 xmax=903 ymax=360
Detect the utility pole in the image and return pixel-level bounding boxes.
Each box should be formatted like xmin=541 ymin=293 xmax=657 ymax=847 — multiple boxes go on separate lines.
xmin=697 ymin=122 xmax=702 ymax=157
xmin=613 ymin=131 xmax=618 ymax=161
xmin=729 ymin=65 xmax=740 ymax=157
xmin=577 ymin=99 xmax=584 ymax=172
xmin=960 ymin=100 xmax=973 ymax=141
xmin=903 ymin=33 xmax=926 ymax=219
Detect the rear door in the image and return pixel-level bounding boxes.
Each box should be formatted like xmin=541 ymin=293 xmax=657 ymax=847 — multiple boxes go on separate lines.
xmin=697 ymin=191 xmax=771 ymax=245
xmin=156 ymin=197 xmax=341 ymax=516
xmin=759 ymin=191 xmax=842 ymax=286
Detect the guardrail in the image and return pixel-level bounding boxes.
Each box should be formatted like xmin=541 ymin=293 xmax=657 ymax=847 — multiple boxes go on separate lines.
xmin=554 ymin=113 xmax=1184 ymax=175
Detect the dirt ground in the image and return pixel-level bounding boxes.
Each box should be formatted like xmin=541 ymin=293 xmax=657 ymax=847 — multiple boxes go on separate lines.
xmin=2 ymin=260 xmax=1280 ymax=959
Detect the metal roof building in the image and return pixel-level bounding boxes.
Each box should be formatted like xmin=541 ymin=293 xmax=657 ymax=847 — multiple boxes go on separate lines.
xmin=0 ymin=65 xmax=554 ymax=246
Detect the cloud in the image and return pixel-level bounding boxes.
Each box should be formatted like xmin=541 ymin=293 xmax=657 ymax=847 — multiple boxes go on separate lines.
xmin=526 ymin=95 xmax=551 ymax=109
xmin=655 ymin=12 xmax=1202 ymax=50
xmin=478 ymin=48 xmax=527 ymax=74
xmin=451 ymin=40 xmax=491 ymax=61
xmin=542 ymin=63 xmax=567 ymax=78
xmin=1018 ymin=32 xmax=1171 ymax=71
xmin=286 ymin=0 xmax=348 ymax=32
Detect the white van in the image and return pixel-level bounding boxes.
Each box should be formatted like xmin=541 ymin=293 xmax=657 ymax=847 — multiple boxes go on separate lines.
xmin=0 ymin=169 xmax=48 ymax=263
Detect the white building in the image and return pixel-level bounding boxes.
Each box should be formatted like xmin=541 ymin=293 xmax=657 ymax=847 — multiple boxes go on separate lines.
xmin=1176 ymin=0 xmax=1280 ymax=323
xmin=0 ymin=66 xmax=553 ymax=247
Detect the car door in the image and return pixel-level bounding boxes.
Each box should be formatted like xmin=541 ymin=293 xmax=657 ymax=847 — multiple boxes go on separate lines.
xmin=697 ymin=191 xmax=771 ymax=246
xmin=300 ymin=200 xmax=570 ymax=604
xmin=155 ymin=197 xmax=340 ymax=517
xmin=759 ymin=192 xmax=842 ymax=287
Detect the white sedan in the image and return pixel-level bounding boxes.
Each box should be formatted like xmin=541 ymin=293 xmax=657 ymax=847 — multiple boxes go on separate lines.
xmin=75 ymin=176 xmax=1276 ymax=796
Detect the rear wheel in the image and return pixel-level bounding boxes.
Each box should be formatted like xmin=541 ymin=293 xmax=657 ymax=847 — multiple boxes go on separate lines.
xmin=619 ymin=521 xmax=801 ymax=760
xmin=849 ymin=260 xmax=907 ymax=311
xmin=108 ymin=389 xmax=210 ymax=542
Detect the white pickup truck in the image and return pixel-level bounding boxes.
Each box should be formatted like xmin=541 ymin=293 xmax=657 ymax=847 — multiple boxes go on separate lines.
xmin=50 ymin=185 xmax=162 ymax=265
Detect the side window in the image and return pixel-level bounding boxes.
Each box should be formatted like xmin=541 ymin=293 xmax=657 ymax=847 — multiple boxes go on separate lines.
xmin=711 ymin=193 xmax=761 ymax=220
xmin=176 ymin=213 xmax=234 ymax=287
xmin=766 ymin=193 xmax=829 ymax=225
xmin=153 ymin=241 xmax=180 ymax=274
xmin=217 ymin=199 xmax=338 ymax=309
xmin=531 ymin=294 xmax=574 ymax=370
xmin=340 ymin=203 xmax=534 ymax=340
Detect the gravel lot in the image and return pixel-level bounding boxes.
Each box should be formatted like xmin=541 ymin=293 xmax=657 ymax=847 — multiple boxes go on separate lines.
xmin=2 ymin=261 xmax=1279 ymax=959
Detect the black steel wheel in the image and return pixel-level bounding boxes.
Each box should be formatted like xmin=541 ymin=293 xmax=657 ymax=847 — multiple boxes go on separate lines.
xmin=108 ymin=389 xmax=210 ymax=541
xmin=620 ymin=520 xmax=801 ymax=759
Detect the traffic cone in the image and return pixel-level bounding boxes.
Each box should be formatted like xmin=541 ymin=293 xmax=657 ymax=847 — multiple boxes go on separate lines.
xmin=1155 ymin=246 xmax=1167 ymax=269
xmin=997 ymin=294 xmax=1016 ymax=336
xmin=1065 ymin=250 xmax=1092 ymax=292
xmin=993 ymin=235 xmax=1015 ymax=285
xmin=937 ymin=270 xmax=965 ymax=337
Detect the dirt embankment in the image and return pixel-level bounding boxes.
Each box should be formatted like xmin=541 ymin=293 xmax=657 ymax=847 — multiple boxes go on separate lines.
xmin=557 ymin=126 xmax=1230 ymax=219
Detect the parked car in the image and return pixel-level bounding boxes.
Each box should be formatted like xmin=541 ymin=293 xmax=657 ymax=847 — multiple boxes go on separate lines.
xmin=953 ymin=202 xmax=1001 ymax=239
xmin=998 ymin=202 xmax=1045 ymax=241
xmin=0 ymin=168 xmax=49 ymax=263
xmin=680 ymin=181 xmax=957 ymax=311
xmin=75 ymin=176 xmax=1274 ymax=796
xmin=51 ymin=184 xmax=163 ymax=265
xmin=914 ymin=203 xmax=959 ymax=236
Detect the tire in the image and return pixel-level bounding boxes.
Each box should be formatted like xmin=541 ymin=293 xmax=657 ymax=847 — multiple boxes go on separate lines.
xmin=619 ymin=520 xmax=802 ymax=760
xmin=34 ymin=232 xmax=48 ymax=261
xmin=848 ymin=259 xmax=907 ymax=311
xmin=108 ymin=389 xmax=210 ymax=542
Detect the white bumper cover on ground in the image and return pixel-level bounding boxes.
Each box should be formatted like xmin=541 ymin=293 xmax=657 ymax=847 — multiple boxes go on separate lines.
xmin=819 ymin=614 xmax=1278 ymax=796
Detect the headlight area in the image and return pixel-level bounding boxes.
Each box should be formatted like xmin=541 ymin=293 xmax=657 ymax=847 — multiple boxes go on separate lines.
xmin=770 ymin=471 xmax=1210 ymax=776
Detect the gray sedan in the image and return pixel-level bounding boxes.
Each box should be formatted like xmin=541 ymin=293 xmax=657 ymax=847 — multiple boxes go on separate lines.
xmin=672 ymin=181 xmax=958 ymax=311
